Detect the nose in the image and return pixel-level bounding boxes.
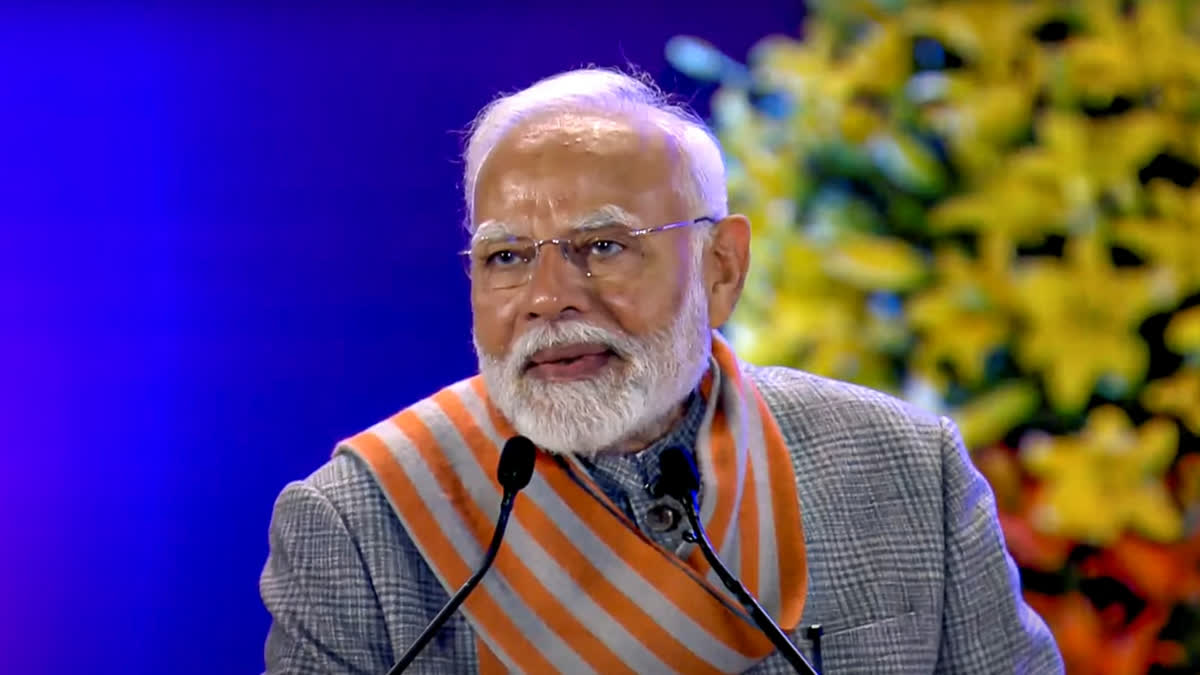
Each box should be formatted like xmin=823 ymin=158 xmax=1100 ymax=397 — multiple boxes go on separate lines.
xmin=521 ymin=241 xmax=591 ymax=322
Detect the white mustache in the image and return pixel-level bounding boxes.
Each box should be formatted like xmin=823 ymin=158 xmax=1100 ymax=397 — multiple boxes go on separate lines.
xmin=508 ymin=321 xmax=635 ymax=370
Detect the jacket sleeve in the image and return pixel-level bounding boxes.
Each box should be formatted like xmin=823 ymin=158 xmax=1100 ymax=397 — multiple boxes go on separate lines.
xmin=260 ymin=480 xmax=394 ymax=675
xmin=934 ymin=416 xmax=1064 ymax=674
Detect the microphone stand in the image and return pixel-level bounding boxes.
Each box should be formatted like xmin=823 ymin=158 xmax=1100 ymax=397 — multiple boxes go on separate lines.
xmin=387 ymin=436 xmax=537 ymax=674
xmin=660 ymin=447 xmax=820 ymax=675
xmin=387 ymin=491 xmax=518 ymax=674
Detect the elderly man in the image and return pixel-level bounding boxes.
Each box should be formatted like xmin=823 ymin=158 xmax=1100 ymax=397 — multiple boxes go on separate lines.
xmin=260 ymin=69 xmax=1063 ymax=674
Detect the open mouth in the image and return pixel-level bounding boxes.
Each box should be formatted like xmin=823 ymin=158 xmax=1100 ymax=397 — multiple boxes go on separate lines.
xmin=524 ymin=343 xmax=617 ymax=381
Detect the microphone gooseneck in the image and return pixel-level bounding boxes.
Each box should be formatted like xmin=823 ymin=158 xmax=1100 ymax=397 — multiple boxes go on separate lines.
xmin=387 ymin=436 xmax=538 ymax=674
xmin=657 ymin=446 xmax=821 ymax=675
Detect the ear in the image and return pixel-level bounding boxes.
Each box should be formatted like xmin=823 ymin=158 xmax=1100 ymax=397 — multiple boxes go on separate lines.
xmin=702 ymin=214 xmax=751 ymax=328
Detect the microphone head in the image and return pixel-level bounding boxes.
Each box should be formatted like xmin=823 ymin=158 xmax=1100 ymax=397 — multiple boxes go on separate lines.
xmin=497 ymin=436 xmax=537 ymax=493
xmin=657 ymin=446 xmax=701 ymax=501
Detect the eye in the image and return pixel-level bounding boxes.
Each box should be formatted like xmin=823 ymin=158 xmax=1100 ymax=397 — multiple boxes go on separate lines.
xmin=585 ymin=239 xmax=626 ymax=258
xmin=484 ymin=249 xmax=526 ymax=267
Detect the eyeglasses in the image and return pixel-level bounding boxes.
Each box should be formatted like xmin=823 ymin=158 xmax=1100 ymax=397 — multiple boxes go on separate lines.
xmin=460 ymin=216 xmax=715 ymax=290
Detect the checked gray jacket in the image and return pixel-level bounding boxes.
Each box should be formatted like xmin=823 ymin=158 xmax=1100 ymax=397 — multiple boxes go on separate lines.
xmin=261 ymin=365 xmax=1063 ymax=674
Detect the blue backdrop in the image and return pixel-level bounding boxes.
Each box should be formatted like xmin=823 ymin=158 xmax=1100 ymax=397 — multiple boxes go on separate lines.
xmin=0 ymin=4 xmax=798 ymax=673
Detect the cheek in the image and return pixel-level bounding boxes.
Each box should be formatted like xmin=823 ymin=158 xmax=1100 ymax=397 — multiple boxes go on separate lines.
xmin=603 ymin=243 xmax=697 ymax=335
xmin=471 ymin=291 xmax=513 ymax=357
xmin=600 ymin=283 xmax=684 ymax=337
xmin=638 ymin=245 xmax=700 ymax=323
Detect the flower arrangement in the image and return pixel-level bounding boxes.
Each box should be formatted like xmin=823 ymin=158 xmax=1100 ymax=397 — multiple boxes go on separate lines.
xmin=669 ymin=0 xmax=1200 ymax=671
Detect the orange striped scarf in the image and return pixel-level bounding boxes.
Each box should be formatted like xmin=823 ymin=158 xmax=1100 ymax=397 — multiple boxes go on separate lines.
xmin=338 ymin=333 xmax=807 ymax=674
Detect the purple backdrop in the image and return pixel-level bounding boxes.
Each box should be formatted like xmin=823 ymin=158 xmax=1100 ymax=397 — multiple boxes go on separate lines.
xmin=0 ymin=3 xmax=800 ymax=673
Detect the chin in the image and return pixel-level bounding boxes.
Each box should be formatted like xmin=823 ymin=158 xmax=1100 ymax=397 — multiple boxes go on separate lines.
xmin=507 ymin=378 xmax=678 ymax=457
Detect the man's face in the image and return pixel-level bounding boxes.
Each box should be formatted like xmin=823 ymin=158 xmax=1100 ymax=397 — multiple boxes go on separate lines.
xmin=469 ymin=110 xmax=714 ymax=455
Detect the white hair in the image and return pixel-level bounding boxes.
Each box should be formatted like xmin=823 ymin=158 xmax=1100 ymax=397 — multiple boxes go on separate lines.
xmin=462 ymin=67 xmax=728 ymax=230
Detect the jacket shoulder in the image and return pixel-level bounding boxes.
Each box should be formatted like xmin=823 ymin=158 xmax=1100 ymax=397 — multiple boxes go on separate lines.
xmin=743 ymin=363 xmax=944 ymax=450
xmin=298 ymin=451 xmax=413 ymax=545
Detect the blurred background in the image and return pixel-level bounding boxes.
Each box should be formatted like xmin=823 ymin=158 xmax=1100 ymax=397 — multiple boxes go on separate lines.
xmin=4 ymin=1 xmax=1200 ymax=674
xmin=671 ymin=1 xmax=1200 ymax=672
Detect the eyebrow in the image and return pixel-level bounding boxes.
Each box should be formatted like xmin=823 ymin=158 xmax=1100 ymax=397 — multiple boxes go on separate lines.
xmin=468 ymin=204 xmax=640 ymax=246
xmin=470 ymin=221 xmax=516 ymax=246
xmin=572 ymin=204 xmax=640 ymax=231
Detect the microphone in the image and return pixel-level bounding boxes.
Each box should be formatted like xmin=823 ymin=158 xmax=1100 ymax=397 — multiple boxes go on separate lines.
xmin=387 ymin=436 xmax=538 ymax=674
xmin=657 ymin=446 xmax=821 ymax=675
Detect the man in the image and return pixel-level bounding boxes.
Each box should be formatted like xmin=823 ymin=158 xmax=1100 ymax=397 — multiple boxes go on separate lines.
xmin=260 ymin=68 xmax=1063 ymax=674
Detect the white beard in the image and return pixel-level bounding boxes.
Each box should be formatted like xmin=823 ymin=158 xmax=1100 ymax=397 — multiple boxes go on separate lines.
xmin=475 ymin=276 xmax=712 ymax=457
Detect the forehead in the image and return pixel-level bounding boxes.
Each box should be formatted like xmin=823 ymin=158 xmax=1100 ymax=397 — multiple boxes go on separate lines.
xmin=471 ymin=109 xmax=688 ymax=233
xmin=473 ymin=204 xmax=639 ymax=243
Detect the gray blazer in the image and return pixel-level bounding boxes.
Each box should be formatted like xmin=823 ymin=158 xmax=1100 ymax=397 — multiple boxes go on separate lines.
xmin=260 ymin=365 xmax=1063 ymax=673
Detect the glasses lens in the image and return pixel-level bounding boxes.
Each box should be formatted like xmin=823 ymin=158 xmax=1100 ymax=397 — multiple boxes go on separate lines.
xmin=472 ymin=238 xmax=534 ymax=289
xmin=570 ymin=226 xmax=643 ymax=280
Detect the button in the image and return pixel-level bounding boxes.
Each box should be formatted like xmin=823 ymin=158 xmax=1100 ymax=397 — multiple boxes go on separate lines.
xmin=645 ymin=503 xmax=681 ymax=533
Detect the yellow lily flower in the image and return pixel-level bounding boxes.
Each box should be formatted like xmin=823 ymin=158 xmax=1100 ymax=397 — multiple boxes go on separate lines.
xmin=1165 ymin=306 xmax=1200 ymax=355
xmin=932 ymin=109 xmax=1175 ymax=241
xmin=1012 ymin=234 xmax=1177 ymax=413
xmin=1132 ymin=0 xmax=1200 ymax=115
xmin=914 ymin=75 xmax=1037 ymax=179
xmin=1021 ymin=405 xmax=1182 ymax=545
xmin=928 ymin=162 xmax=1069 ymax=243
xmin=952 ymin=381 xmax=1041 ymax=450
xmin=1112 ymin=219 xmax=1200 ymax=300
xmin=821 ymin=233 xmax=930 ymax=292
xmin=904 ymin=1 xmax=1041 ymax=77
xmin=1051 ymin=34 xmax=1142 ymax=106
xmin=734 ymin=270 xmax=898 ymax=391
xmin=1114 ymin=182 xmax=1200 ymax=297
xmin=730 ymin=309 xmax=896 ymax=392
xmin=1142 ymin=367 xmax=1200 ymax=436
xmin=841 ymin=19 xmax=910 ymax=97
xmin=908 ymin=234 xmax=1016 ymax=388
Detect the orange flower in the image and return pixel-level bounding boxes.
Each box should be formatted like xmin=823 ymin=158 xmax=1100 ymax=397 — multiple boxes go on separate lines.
xmin=1080 ymin=532 xmax=1200 ymax=607
xmin=1024 ymin=591 xmax=1174 ymax=674
xmin=1176 ymin=453 xmax=1200 ymax=511
xmin=997 ymin=503 xmax=1075 ymax=573
xmin=974 ymin=445 xmax=1075 ymax=571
